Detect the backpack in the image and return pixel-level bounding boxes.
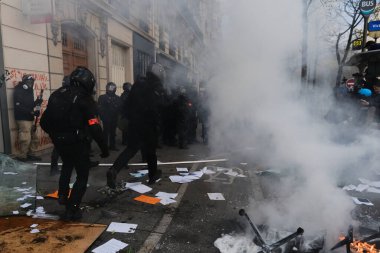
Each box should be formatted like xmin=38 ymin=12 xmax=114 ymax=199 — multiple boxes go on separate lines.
xmin=40 ymin=86 xmax=78 ymax=135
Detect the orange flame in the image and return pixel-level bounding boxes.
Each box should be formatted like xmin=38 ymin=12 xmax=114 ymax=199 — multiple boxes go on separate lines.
xmin=338 ymin=236 xmax=379 ymax=253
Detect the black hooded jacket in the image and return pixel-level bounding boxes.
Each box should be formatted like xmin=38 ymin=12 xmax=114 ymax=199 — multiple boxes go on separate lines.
xmin=13 ymin=82 xmax=35 ymax=121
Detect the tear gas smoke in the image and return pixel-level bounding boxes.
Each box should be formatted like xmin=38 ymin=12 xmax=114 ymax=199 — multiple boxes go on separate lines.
xmin=207 ymin=0 xmax=380 ymax=250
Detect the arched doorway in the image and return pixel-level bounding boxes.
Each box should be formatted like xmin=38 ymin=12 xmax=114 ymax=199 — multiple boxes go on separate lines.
xmin=61 ymin=24 xmax=89 ymax=76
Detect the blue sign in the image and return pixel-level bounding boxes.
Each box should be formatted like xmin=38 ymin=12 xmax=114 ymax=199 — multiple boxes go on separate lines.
xmin=369 ymin=21 xmax=380 ymax=31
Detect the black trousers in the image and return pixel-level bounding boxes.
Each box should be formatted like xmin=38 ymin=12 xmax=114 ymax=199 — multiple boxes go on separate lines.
xmin=102 ymin=119 xmax=117 ymax=148
xmin=51 ymin=147 xmax=60 ymax=168
xmin=55 ymin=140 xmax=90 ymax=207
xmin=109 ymin=122 xmax=157 ymax=180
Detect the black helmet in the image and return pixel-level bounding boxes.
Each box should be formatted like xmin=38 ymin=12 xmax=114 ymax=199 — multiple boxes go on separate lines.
xmin=123 ymin=82 xmax=132 ymax=91
xmin=62 ymin=75 xmax=70 ymax=87
xmin=22 ymin=74 xmax=35 ymax=88
xmin=147 ymin=63 xmax=166 ymax=81
xmin=70 ymin=66 xmax=96 ymax=94
xmin=106 ymin=82 xmax=117 ymax=94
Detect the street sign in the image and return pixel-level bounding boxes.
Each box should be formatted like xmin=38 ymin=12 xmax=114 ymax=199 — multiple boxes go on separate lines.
xmin=369 ymin=20 xmax=380 ymax=31
xmin=346 ymin=78 xmax=355 ymax=90
xmin=360 ymin=0 xmax=377 ymax=17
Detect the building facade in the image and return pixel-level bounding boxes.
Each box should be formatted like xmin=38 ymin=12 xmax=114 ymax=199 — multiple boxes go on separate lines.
xmin=0 ymin=0 xmax=219 ymax=155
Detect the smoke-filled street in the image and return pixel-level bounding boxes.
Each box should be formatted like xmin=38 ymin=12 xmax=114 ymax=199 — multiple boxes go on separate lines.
xmin=3 ymin=0 xmax=380 ymax=252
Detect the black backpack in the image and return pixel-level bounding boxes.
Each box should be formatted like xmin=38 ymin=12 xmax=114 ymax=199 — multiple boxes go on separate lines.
xmin=40 ymin=86 xmax=79 ymax=135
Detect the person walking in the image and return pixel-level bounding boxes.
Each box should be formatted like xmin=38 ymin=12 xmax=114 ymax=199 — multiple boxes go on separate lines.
xmin=40 ymin=66 xmax=109 ymax=221
xmin=106 ymin=63 xmax=166 ymax=188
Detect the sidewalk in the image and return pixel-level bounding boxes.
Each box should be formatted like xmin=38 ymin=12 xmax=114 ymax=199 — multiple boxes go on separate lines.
xmin=35 ymin=140 xmax=224 ymax=252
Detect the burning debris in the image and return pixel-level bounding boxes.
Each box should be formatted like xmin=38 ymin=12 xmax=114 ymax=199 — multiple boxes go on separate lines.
xmin=331 ymin=225 xmax=380 ymax=253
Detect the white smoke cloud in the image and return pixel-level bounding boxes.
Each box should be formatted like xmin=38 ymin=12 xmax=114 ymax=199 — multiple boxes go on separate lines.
xmin=208 ymin=0 xmax=380 ymax=249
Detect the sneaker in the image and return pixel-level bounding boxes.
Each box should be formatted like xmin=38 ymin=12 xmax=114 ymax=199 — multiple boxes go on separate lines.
xmin=148 ymin=169 xmax=162 ymax=185
xmin=27 ymin=154 xmax=42 ymax=161
xmin=107 ymin=170 xmax=117 ymax=189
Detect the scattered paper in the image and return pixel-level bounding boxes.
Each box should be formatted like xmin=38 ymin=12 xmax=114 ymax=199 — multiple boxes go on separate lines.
xmin=20 ymin=203 xmax=32 ymax=208
xmin=12 ymin=211 xmax=19 ymax=215
xmin=130 ymin=172 xmax=146 ymax=178
xmin=134 ymin=195 xmax=161 ymax=205
xmin=224 ymin=171 xmax=239 ymax=177
xmin=343 ymin=185 xmax=357 ymax=191
xmin=352 ymin=197 xmax=374 ymax=206
xmin=36 ymin=196 xmax=44 ymax=200
xmin=208 ymin=193 xmax=225 ymax=200
xmin=92 ymin=238 xmax=128 ymax=253
xmin=155 ymin=192 xmax=178 ymax=199
xmin=30 ymin=224 xmax=38 ymax=228
xmin=176 ymin=167 xmax=188 ymax=172
xmin=106 ymin=222 xmax=137 ymax=233
xmin=240 ymin=163 xmax=248 ymax=165
xmin=30 ymin=229 xmax=40 ymax=234
xmin=160 ymin=198 xmax=176 ymax=205
xmin=125 ymin=182 xmax=142 ymax=188
xmin=169 ymin=175 xmax=193 ymax=184
xmin=22 ymin=182 xmax=27 ymax=185
xmin=3 ymin=172 xmax=18 ymax=175
xmin=356 ymin=184 xmax=370 ymax=192
xmin=127 ymin=184 xmax=152 ymax=194
xmin=138 ymin=169 xmax=149 ymax=174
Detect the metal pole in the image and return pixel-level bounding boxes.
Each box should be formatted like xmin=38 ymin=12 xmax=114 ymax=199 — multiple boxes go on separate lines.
xmin=362 ymin=16 xmax=369 ymax=52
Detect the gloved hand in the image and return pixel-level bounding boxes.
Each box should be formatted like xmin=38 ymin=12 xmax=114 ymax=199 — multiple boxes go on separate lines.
xmin=33 ymin=110 xmax=40 ymax=117
xmin=100 ymin=149 xmax=109 ymax=158
xmin=34 ymin=98 xmax=43 ymax=106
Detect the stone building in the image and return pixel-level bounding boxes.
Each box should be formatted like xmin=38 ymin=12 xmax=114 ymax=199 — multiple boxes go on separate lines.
xmin=0 ymin=0 xmax=220 ymax=154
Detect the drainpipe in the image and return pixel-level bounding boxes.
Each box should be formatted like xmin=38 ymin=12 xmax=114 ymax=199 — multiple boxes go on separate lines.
xmin=0 ymin=11 xmax=11 ymax=154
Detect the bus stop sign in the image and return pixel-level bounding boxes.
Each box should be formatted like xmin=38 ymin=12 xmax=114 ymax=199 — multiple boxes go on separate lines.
xmin=360 ymin=0 xmax=377 ymax=17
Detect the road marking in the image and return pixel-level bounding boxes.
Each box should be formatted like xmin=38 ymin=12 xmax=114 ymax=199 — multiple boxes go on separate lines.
xmin=137 ymin=162 xmax=200 ymax=253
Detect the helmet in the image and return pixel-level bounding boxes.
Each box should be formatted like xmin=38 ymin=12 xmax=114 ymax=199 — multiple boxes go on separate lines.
xmin=106 ymin=82 xmax=117 ymax=94
xmin=358 ymin=88 xmax=372 ymax=97
xmin=22 ymin=74 xmax=35 ymax=89
xmin=147 ymin=63 xmax=166 ymax=81
xmin=62 ymin=75 xmax=70 ymax=87
xmin=70 ymin=66 xmax=96 ymax=94
xmin=123 ymin=82 xmax=132 ymax=91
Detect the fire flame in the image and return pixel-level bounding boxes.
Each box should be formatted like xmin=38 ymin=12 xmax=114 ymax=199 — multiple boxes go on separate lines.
xmin=338 ymin=235 xmax=379 ymax=253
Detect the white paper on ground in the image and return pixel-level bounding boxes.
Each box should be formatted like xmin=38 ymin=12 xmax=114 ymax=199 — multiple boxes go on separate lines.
xmin=30 ymin=224 xmax=38 ymax=228
xmin=92 ymin=238 xmax=128 ymax=253
xmin=130 ymin=172 xmax=145 ymax=178
xmin=356 ymin=184 xmax=370 ymax=192
xmin=190 ymin=171 xmax=204 ymax=178
xmin=160 ymin=198 xmax=177 ymax=205
xmin=137 ymin=169 xmax=149 ymax=174
xmin=207 ymin=193 xmax=225 ymax=200
xmin=155 ymin=192 xmax=178 ymax=199
xmin=30 ymin=229 xmax=40 ymax=234
xmin=176 ymin=167 xmax=188 ymax=172
xmin=240 ymin=163 xmax=248 ymax=165
xmin=224 ymin=171 xmax=239 ymax=177
xmin=169 ymin=175 xmax=193 ymax=184
xmin=128 ymin=184 xmax=152 ymax=194
xmin=125 ymin=182 xmax=142 ymax=188
xmin=36 ymin=196 xmax=44 ymax=200
xmin=12 ymin=211 xmax=19 ymax=215
xmin=106 ymin=222 xmax=137 ymax=233
xmin=20 ymin=203 xmax=32 ymax=208
xmin=343 ymin=185 xmax=357 ymax=191
xmin=352 ymin=197 xmax=374 ymax=206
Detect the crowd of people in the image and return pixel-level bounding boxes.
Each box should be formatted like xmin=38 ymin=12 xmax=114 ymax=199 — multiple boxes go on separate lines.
xmin=13 ymin=64 xmax=210 ymax=221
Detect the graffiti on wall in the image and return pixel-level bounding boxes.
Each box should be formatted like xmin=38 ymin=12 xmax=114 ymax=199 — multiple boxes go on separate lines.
xmin=5 ymin=68 xmax=52 ymax=152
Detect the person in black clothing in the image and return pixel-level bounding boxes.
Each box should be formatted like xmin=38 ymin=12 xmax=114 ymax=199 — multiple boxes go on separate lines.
xmin=174 ymin=87 xmax=191 ymax=149
xmin=98 ymin=82 xmax=122 ymax=151
xmin=40 ymin=66 xmax=109 ymax=221
xmin=13 ymin=74 xmax=43 ymax=162
xmin=106 ymin=63 xmax=166 ymax=188
xmin=120 ymin=82 xmax=132 ymax=145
